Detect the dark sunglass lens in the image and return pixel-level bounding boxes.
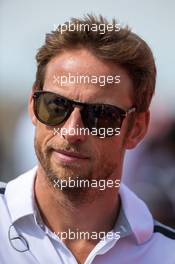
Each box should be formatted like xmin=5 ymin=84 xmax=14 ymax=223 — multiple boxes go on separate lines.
xmin=99 ymin=106 xmax=122 ymax=128
xmin=83 ymin=105 xmax=123 ymax=137
xmin=34 ymin=92 xmax=70 ymax=126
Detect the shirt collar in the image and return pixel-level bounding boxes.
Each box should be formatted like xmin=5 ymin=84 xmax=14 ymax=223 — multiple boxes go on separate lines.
xmin=119 ymin=183 xmax=154 ymax=244
xmin=113 ymin=206 xmax=132 ymax=239
xmin=5 ymin=167 xmax=153 ymax=244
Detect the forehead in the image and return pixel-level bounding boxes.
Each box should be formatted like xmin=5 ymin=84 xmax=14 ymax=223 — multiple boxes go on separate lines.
xmin=43 ymin=49 xmax=133 ymax=109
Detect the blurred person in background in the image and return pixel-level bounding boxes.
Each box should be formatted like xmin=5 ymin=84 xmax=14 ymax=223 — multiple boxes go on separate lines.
xmin=12 ymin=108 xmax=37 ymax=176
xmin=124 ymin=117 xmax=175 ymax=228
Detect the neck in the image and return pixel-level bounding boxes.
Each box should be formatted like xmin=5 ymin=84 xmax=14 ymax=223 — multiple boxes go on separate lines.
xmin=35 ymin=166 xmax=120 ymax=235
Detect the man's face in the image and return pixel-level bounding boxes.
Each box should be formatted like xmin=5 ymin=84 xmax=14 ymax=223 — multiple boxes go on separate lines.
xmin=30 ymin=48 xmax=137 ymax=198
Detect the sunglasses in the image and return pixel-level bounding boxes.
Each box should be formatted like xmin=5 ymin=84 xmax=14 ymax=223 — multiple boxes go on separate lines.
xmin=33 ymin=91 xmax=136 ymax=137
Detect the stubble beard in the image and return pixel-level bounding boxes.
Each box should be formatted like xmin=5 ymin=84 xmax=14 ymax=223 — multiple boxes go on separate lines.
xmin=34 ymin=136 xmax=119 ymax=205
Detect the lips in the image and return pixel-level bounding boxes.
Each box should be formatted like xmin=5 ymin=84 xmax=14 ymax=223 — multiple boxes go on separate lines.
xmin=53 ymin=149 xmax=89 ymax=159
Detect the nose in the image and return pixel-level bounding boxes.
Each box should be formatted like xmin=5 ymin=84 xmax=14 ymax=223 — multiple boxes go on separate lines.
xmin=60 ymin=106 xmax=88 ymax=144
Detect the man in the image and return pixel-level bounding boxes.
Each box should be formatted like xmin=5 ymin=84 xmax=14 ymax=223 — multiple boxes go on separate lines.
xmin=0 ymin=14 xmax=175 ymax=264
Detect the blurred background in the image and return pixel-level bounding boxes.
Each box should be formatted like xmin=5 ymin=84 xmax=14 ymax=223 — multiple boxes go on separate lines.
xmin=0 ymin=0 xmax=175 ymax=227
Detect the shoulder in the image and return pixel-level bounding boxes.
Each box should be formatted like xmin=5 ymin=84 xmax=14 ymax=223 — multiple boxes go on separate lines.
xmin=0 ymin=181 xmax=11 ymax=229
xmin=0 ymin=182 xmax=6 ymax=195
xmin=141 ymin=220 xmax=175 ymax=262
xmin=153 ymin=220 xmax=175 ymax=240
xmin=0 ymin=167 xmax=37 ymax=217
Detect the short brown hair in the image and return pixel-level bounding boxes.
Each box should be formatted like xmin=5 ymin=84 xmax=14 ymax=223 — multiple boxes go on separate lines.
xmin=34 ymin=14 xmax=156 ymax=112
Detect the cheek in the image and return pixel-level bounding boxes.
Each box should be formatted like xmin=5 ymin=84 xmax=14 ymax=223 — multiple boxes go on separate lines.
xmin=35 ymin=123 xmax=55 ymax=151
xmin=93 ymin=136 xmax=124 ymax=165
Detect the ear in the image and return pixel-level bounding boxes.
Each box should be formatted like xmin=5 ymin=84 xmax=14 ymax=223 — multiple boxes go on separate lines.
xmin=124 ymin=111 xmax=150 ymax=149
xmin=28 ymin=86 xmax=37 ymax=126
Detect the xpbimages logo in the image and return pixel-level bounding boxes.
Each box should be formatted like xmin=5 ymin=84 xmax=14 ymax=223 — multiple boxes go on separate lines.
xmin=53 ymin=73 xmax=121 ymax=87
xmin=53 ymin=177 xmax=120 ymax=191
xmin=53 ymin=126 xmax=121 ymax=139
xmin=54 ymin=229 xmax=121 ymax=241
xmin=53 ymin=21 xmax=120 ymax=34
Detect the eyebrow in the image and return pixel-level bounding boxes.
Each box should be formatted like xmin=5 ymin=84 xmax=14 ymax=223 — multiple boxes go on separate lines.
xmin=42 ymin=89 xmax=118 ymax=107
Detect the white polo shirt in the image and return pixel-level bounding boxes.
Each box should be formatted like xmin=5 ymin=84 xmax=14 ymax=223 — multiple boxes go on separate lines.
xmin=0 ymin=167 xmax=175 ymax=264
